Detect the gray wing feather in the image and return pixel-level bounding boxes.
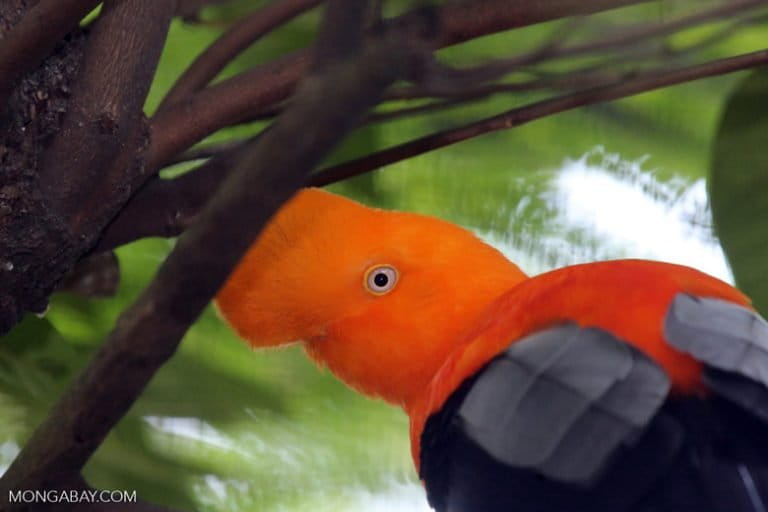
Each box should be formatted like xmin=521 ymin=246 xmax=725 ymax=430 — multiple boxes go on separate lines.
xmin=457 ymin=324 xmax=670 ymax=485
xmin=664 ymin=293 xmax=768 ymax=387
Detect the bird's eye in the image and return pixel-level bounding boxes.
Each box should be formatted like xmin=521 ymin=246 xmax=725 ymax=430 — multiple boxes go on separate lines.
xmin=364 ymin=265 xmax=398 ymax=296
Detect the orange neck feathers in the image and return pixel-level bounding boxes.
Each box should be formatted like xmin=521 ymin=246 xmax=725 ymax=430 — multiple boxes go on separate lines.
xmin=216 ymin=188 xmax=528 ymax=409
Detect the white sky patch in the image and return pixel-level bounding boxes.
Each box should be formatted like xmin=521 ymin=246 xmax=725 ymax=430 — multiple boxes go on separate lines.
xmin=195 ymin=474 xmax=432 ymax=512
xmin=195 ymin=475 xmax=251 ymax=508
xmin=341 ymin=478 xmax=432 ymax=512
xmin=555 ymin=153 xmax=731 ymax=280
xmin=485 ymin=149 xmax=732 ymax=282
xmin=144 ymin=415 xmax=235 ymax=451
xmin=0 ymin=441 xmax=20 ymax=475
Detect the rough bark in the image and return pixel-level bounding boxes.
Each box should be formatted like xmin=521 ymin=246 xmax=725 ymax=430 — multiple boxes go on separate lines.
xmin=0 ymin=0 xmax=174 ymax=335
xmin=0 ymin=4 xmax=88 ymax=330
xmin=0 ymin=0 xmax=101 ymax=107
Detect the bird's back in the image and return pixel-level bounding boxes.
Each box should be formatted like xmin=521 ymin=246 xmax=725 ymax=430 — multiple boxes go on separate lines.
xmin=414 ymin=260 xmax=768 ymax=512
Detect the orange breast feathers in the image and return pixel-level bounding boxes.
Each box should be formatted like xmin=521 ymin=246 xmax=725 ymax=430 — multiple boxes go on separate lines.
xmin=407 ymin=259 xmax=750 ymax=471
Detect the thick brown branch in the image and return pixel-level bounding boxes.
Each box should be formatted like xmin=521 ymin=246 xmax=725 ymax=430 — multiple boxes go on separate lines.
xmin=311 ymin=49 xmax=768 ymax=186
xmin=37 ymin=0 xmax=174 ymax=239
xmin=95 ymin=143 xmax=251 ymax=251
xmin=158 ymin=0 xmax=323 ymax=111
xmin=432 ymin=0 xmax=650 ymax=48
xmin=0 ymin=0 xmax=100 ymax=108
xmin=58 ymin=251 xmax=120 ymax=298
xmin=148 ymin=51 xmax=308 ymax=170
xmin=0 ymin=0 xmax=415 ymax=502
xmin=148 ymin=0 xmax=650 ymax=170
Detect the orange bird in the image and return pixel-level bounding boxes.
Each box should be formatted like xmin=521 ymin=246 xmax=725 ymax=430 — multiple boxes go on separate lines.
xmin=217 ymin=188 xmax=768 ymax=512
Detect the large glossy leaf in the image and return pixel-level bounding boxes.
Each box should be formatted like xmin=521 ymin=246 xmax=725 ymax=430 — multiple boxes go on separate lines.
xmin=710 ymin=69 xmax=768 ymax=315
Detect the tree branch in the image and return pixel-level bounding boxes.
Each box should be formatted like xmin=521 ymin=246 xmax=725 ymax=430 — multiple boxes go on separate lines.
xmin=147 ymin=0 xmax=651 ymax=170
xmin=382 ymin=68 xmax=619 ymax=104
xmin=147 ymin=50 xmax=307 ymax=170
xmin=526 ymin=0 xmax=766 ymax=66
xmin=58 ymin=251 xmax=120 ymax=298
xmin=0 ymin=0 xmax=421 ymax=504
xmin=431 ymin=0 xmax=651 ymax=48
xmin=95 ymin=142 xmax=253 ymax=251
xmin=0 ymin=0 xmax=100 ymax=109
xmin=311 ymin=49 xmax=768 ymax=186
xmin=158 ymin=0 xmax=323 ymax=111
xmin=37 ymin=0 xmax=175 ymax=239
xmin=389 ymin=0 xmax=767 ymax=99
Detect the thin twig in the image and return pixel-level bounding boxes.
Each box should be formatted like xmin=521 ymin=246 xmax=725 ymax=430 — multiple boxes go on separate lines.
xmin=310 ymin=48 xmax=768 ymax=186
xmin=667 ymin=14 xmax=760 ymax=59
xmin=543 ymin=0 xmax=766 ymax=63
xmin=403 ymin=0 xmax=767 ymax=99
xmin=375 ymin=5 xmax=766 ymax=120
xmin=371 ymin=70 xmax=625 ymax=123
xmin=158 ymin=0 xmax=323 ymax=111
xmin=411 ymin=16 xmax=587 ymax=96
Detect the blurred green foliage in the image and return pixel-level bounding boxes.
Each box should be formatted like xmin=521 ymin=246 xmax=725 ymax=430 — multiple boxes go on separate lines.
xmin=710 ymin=68 xmax=768 ymax=316
xmin=3 ymin=1 xmax=768 ymax=510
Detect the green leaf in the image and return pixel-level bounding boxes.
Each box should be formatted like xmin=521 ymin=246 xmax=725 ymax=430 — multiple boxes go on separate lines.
xmin=710 ymin=69 xmax=768 ymax=315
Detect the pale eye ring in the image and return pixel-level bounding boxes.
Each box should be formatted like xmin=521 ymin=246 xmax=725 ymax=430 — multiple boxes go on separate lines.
xmin=364 ymin=265 xmax=398 ymax=295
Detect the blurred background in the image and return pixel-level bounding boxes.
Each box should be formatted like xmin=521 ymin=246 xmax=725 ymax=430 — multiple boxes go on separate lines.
xmin=2 ymin=1 xmax=767 ymax=510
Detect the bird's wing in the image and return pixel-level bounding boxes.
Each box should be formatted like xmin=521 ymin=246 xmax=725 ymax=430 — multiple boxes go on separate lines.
xmin=456 ymin=323 xmax=671 ymax=485
xmin=665 ymin=293 xmax=768 ymax=423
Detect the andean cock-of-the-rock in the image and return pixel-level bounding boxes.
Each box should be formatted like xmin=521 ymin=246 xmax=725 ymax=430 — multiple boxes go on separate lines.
xmin=217 ymin=188 xmax=768 ymax=512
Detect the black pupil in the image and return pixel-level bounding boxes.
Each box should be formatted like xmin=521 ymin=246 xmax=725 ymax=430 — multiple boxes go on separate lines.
xmin=373 ymin=272 xmax=389 ymax=288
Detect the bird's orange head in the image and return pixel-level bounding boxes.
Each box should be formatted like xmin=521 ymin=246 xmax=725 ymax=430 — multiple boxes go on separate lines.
xmin=216 ymin=188 xmax=527 ymax=408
